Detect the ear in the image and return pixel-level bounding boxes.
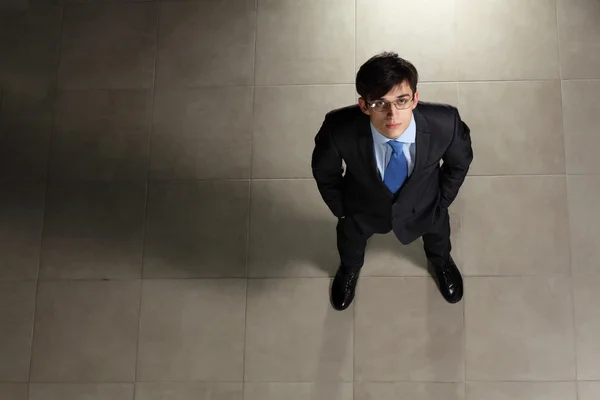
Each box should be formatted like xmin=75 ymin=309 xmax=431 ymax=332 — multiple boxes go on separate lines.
xmin=358 ymin=97 xmax=371 ymax=115
xmin=412 ymin=91 xmax=419 ymax=110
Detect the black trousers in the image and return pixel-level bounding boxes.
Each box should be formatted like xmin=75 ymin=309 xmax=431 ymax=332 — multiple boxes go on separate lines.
xmin=337 ymin=208 xmax=452 ymax=272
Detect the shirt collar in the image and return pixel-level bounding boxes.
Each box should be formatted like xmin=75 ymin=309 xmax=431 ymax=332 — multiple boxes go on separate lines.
xmin=370 ymin=114 xmax=416 ymax=145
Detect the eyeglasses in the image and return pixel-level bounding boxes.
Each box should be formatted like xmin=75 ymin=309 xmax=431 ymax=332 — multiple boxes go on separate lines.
xmin=366 ymin=96 xmax=414 ymax=112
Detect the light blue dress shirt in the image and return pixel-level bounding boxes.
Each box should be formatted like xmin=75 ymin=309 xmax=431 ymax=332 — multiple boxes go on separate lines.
xmin=370 ymin=114 xmax=417 ymax=180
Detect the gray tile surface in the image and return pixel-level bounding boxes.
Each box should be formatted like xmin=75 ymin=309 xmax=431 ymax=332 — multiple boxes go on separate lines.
xmin=156 ymin=0 xmax=255 ymax=88
xmin=356 ymin=0 xmax=457 ymax=82
xmin=135 ymin=383 xmax=242 ymax=400
xmin=255 ymin=0 xmax=355 ymax=85
xmin=137 ymin=279 xmax=246 ymax=382
xmin=355 ymin=383 xmax=464 ymax=400
xmin=456 ymin=176 xmax=570 ymax=276
xmin=0 ymin=384 xmax=27 ymax=400
xmin=466 ymin=382 xmax=576 ymax=400
xmin=245 ymin=279 xmax=353 ymax=382
xmin=29 ymin=384 xmax=134 ymax=400
xmin=58 ymin=3 xmax=157 ymax=90
xmin=252 ymin=85 xmax=354 ymax=178
xmin=0 ymin=282 xmax=36 ymax=382
xmin=456 ymin=0 xmax=560 ymax=80
xmin=245 ymin=383 xmax=353 ymax=400
xmin=573 ymin=275 xmax=600 ymax=380
xmin=50 ymin=89 xmax=152 ymax=181
xmin=354 ymin=278 xmax=464 ymax=382
xmin=40 ymin=182 xmax=146 ymax=279
xmin=558 ymin=0 xmax=600 ymax=79
xmin=465 ymin=277 xmax=576 ymax=381
xmin=248 ymin=179 xmax=339 ymax=277
xmin=0 ymin=183 xmax=45 ymax=280
xmin=150 ymin=86 xmax=253 ymax=180
xmin=30 ymin=281 xmax=140 ymax=382
xmin=143 ymin=181 xmax=249 ymax=278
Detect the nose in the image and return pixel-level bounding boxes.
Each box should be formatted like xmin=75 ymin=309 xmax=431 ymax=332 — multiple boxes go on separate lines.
xmin=386 ymin=105 xmax=401 ymax=119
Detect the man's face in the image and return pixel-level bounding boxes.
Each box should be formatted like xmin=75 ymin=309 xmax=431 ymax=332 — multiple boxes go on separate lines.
xmin=358 ymin=81 xmax=419 ymax=139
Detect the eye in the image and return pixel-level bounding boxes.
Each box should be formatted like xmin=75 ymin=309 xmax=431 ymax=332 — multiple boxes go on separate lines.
xmin=397 ymin=98 xmax=408 ymax=104
xmin=375 ymin=101 xmax=387 ymax=107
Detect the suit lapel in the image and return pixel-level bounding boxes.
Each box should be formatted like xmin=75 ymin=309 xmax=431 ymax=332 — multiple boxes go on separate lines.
xmin=356 ymin=114 xmax=394 ymax=197
xmin=409 ymin=107 xmax=431 ymax=178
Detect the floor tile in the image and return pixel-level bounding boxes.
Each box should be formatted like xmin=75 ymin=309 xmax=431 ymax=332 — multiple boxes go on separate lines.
xmin=58 ymin=3 xmax=156 ymax=90
xmin=574 ymin=275 xmax=600 ymax=380
xmin=568 ymin=175 xmax=600 ymax=274
xmin=156 ymin=0 xmax=255 ymax=87
xmin=143 ymin=181 xmax=249 ymax=278
xmin=562 ymin=80 xmax=600 ymax=174
xmin=29 ymin=384 xmax=134 ymax=400
xmin=0 ymin=183 xmax=45 ymax=280
xmin=0 ymin=91 xmax=53 ymax=181
xmin=0 ymin=8 xmax=61 ymax=103
xmin=465 ymin=276 xmax=576 ymax=381
xmin=137 ymin=279 xmax=246 ymax=381
xmin=245 ymin=279 xmax=353 ymax=382
xmin=417 ymin=83 xmax=458 ymax=107
xmin=0 ymin=384 xmax=27 ymax=400
xmin=466 ymin=382 xmax=576 ymax=400
xmin=456 ymin=176 xmax=570 ymax=275
xmin=354 ymin=278 xmax=464 ymax=382
xmin=356 ymin=0 xmax=457 ymax=82
xmin=135 ymin=383 xmax=242 ymax=400
xmin=150 ymin=86 xmax=253 ymax=180
xmin=245 ymin=383 xmax=353 ymax=400
xmin=458 ymin=81 xmax=565 ymax=175
xmin=557 ymin=0 xmax=600 ymax=79
xmin=255 ymin=0 xmax=354 ymax=85
xmin=0 ymin=282 xmax=36 ymax=382
xmin=248 ymin=180 xmax=339 ymax=278
xmin=579 ymin=381 xmax=600 ymax=400
xmin=456 ymin=0 xmax=559 ymax=80
xmin=252 ymin=85 xmax=354 ymax=179
xmin=355 ymin=383 xmax=464 ymax=400
xmin=30 ymin=280 xmax=140 ymax=382
xmin=50 ymin=89 xmax=152 ymax=181
xmin=40 ymin=182 xmax=146 ymax=279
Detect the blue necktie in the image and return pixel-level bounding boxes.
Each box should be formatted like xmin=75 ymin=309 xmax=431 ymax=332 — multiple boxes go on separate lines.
xmin=383 ymin=140 xmax=408 ymax=193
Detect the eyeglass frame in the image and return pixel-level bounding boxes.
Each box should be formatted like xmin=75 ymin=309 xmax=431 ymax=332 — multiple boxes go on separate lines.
xmin=364 ymin=95 xmax=415 ymax=113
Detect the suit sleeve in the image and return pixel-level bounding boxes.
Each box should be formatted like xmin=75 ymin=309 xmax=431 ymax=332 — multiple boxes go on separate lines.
xmin=311 ymin=115 xmax=345 ymax=218
xmin=439 ymin=109 xmax=473 ymax=209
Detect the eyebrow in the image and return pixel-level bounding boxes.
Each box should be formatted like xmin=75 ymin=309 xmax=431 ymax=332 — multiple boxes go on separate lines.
xmin=376 ymin=94 xmax=411 ymax=101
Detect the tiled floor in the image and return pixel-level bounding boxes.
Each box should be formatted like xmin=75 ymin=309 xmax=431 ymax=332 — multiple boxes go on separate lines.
xmin=1 ymin=0 xmax=599 ymax=399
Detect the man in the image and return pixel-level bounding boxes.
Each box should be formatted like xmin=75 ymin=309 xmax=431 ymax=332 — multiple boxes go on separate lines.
xmin=311 ymin=52 xmax=473 ymax=311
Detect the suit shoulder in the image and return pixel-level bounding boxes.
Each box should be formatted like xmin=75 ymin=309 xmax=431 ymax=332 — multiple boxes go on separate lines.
xmin=416 ymin=101 xmax=458 ymax=119
xmin=324 ymin=104 xmax=363 ymax=127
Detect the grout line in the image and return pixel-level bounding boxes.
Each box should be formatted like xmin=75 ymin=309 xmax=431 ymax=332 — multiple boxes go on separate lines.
xmin=27 ymin=273 xmax=595 ymax=283
xmin=46 ymin=78 xmax=600 ymax=94
xmin=241 ymin=0 xmax=259 ymax=397
xmin=454 ymin=1 xmax=467 ymax=394
xmin=132 ymin=0 xmax=161 ymax=394
xmin=27 ymin=4 xmax=66 ymax=385
xmin=555 ymin=0 xmax=580 ymax=394
xmin=127 ymin=173 xmax=600 ymax=185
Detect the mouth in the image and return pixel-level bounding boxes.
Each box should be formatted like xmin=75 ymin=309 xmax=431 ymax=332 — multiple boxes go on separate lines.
xmin=385 ymin=123 xmax=402 ymax=129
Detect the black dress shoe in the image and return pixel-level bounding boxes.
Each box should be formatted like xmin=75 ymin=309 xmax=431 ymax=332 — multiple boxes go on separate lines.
xmin=331 ymin=267 xmax=360 ymax=311
xmin=427 ymin=256 xmax=463 ymax=304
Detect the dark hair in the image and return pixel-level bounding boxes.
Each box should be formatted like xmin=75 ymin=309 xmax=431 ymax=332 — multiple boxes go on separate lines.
xmin=355 ymin=52 xmax=419 ymax=101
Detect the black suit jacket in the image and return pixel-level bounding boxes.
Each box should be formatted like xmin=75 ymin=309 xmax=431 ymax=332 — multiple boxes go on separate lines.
xmin=311 ymin=101 xmax=473 ymax=245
